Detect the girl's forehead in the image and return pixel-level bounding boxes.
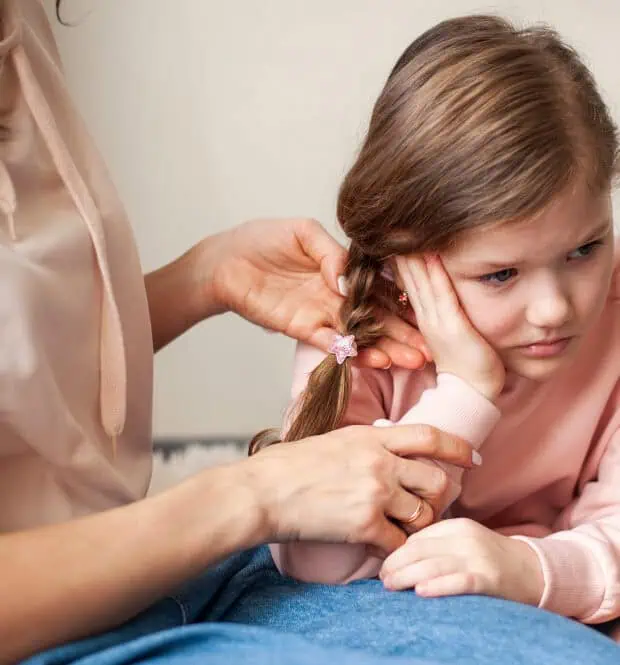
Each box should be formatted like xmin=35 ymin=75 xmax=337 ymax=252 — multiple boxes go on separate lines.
xmin=444 ymin=188 xmax=613 ymax=264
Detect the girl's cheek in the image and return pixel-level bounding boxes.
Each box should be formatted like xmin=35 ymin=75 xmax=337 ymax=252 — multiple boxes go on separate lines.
xmin=456 ymin=284 xmax=517 ymax=345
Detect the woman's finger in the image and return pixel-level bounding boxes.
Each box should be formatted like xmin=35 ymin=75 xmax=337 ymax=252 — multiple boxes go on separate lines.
xmin=295 ymin=218 xmax=347 ymax=293
xmin=380 ymin=425 xmax=476 ymax=468
xmin=381 ymin=314 xmax=432 ymax=362
xmin=308 ymin=325 xmax=345 ymax=356
xmin=355 ymin=346 xmax=392 ymax=369
xmin=365 ymin=517 xmax=408 ymax=559
xmin=356 ymin=320 xmax=429 ymax=368
xmin=386 ymin=491 xmax=434 ymax=534
xmin=361 ymin=337 xmax=426 ymax=370
xmin=382 ymin=556 xmax=459 ymax=591
xmin=396 ymin=459 xmax=448 ymax=515
xmin=299 ymin=293 xmax=343 ymax=351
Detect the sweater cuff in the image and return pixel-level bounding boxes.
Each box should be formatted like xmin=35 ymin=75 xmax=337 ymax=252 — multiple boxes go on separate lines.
xmin=511 ymin=535 xmax=606 ymax=620
xmin=397 ymin=373 xmax=500 ymax=449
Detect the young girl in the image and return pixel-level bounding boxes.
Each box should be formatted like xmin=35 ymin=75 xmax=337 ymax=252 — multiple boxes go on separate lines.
xmin=252 ymin=15 xmax=620 ymax=629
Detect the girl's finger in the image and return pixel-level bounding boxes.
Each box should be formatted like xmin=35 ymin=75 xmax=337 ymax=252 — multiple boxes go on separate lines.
xmin=425 ymin=255 xmax=460 ymax=313
xmin=395 ymin=257 xmax=423 ymax=314
xmin=414 ymin=572 xmax=482 ymax=597
xmin=382 ymin=536 xmax=446 ymax=574
xmin=408 ymin=256 xmax=435 ymax=310
xmin=405 ymin=518 xmax=466 ymax=539
xmin=382 ymin=556 xmax=459 ymax=591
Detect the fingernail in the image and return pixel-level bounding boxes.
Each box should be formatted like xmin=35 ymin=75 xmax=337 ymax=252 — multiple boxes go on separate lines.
xmin=383 ymin=360 xmax=392 ymax=370
xmin=420 ymin=343 xmax=432 ymax=361
xmin=337 ymin=275 xmax=349 ymax=297
xmin=380 ymin=564 xmax=393 ymax=578
xmin=472 ymin=450 xmax=483 ymax=466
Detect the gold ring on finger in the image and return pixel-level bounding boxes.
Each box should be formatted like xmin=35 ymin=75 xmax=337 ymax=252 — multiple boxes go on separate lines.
xmin=401 ymin=498 xmax=424 ymax=525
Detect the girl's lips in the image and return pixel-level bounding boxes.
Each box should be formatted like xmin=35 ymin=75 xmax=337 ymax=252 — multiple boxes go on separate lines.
xmin=517 ymin=337 xmax=572 ymax=358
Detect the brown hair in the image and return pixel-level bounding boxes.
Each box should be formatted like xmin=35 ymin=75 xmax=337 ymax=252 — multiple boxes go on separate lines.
xmin=249 ymin=14 xmax=619 ymax=454
xmin=55 ymin=1 xmax=66 ymax=25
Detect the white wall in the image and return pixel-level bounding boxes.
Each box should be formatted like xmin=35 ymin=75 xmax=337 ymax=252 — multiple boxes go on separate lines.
xmin=49 ymin=0 xmax=620 ymax=437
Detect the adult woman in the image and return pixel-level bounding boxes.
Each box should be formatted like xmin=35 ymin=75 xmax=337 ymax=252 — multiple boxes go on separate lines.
xmin=0 ymin=2 xmax=469 ymax=662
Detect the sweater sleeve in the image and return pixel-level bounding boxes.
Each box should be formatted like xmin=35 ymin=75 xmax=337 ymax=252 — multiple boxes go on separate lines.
xmin=512 ymin=427 xmax=620 ymax=623
xmin=270 ymin=344 xmax=500 ymax=584
xmin=376 ymin=373 xmax=500 ymax=515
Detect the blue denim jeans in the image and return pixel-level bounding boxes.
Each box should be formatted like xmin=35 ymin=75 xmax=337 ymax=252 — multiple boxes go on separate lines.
xmin=24 ymin=546 xmax=620 ymax=665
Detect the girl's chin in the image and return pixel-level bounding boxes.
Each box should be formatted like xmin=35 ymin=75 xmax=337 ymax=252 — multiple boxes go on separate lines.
xmin=503 ymin=353 xmax=573 ymax=383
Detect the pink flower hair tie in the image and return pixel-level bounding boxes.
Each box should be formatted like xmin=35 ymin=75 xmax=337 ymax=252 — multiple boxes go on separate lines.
xmin=329 ymin=333 xmax=358 ymax=365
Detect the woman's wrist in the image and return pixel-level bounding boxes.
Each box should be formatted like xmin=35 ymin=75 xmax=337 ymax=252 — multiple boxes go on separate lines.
xmin=145 ymin=234 xmax=229 ymax=351
xmin=183 ymin=234 xmax=229 ymax=324
xmin=159 ymin=460 xmax=271 ymax=568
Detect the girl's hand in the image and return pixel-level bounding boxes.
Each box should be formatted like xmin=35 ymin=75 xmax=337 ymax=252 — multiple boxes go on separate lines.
xmin=200 ymin=218 xmax=428 ymax=369
xmin=380 ymin=518 xmax=545 ymax=606
xmin=395 ymin=255 xmax=505 ymax=400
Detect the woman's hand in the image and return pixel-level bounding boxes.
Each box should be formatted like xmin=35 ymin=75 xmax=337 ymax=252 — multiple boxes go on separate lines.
xmin=195 ymin=218 xmax=428 ymax=369
xmin=244 ymin=424 xmax=477 ymax=557
xmin=395 ymin=255 xmax=505 ymax=400
xmin=380 ymin=518 xmax=544 ymax=606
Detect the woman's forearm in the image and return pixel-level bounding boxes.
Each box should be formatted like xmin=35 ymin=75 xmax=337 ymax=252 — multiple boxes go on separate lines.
xmin=145 ymin=237 xmax=223 ymax=352
xmin=1 ymin=423 xmax=478 ymax=662
xmin=0 ymin=461 xmax=266 ymax=664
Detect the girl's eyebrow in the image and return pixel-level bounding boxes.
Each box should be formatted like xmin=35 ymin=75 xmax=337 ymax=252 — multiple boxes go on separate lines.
xmin=456 ymin=218 xmax=613 ymax=272
xmin=471 ymin=259 xmax=524 ymax=270
xmin=576 ymin=218 xmax=613 ymax=245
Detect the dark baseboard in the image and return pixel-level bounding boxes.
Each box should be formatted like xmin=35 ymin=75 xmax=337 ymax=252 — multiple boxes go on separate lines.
xmin=153 ymin=437 xmax=249 ymax=460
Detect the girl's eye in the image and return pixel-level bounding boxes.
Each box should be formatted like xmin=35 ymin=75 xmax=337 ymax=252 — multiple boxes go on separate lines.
xmin=567 ymin=240 xmax=602 ymax=260
xmin=479 ymin=268 xmax=517 ymax=285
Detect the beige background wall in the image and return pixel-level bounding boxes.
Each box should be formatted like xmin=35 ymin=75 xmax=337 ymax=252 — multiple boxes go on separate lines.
xmin=49 ymin=1 xmax=620 ymax=437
